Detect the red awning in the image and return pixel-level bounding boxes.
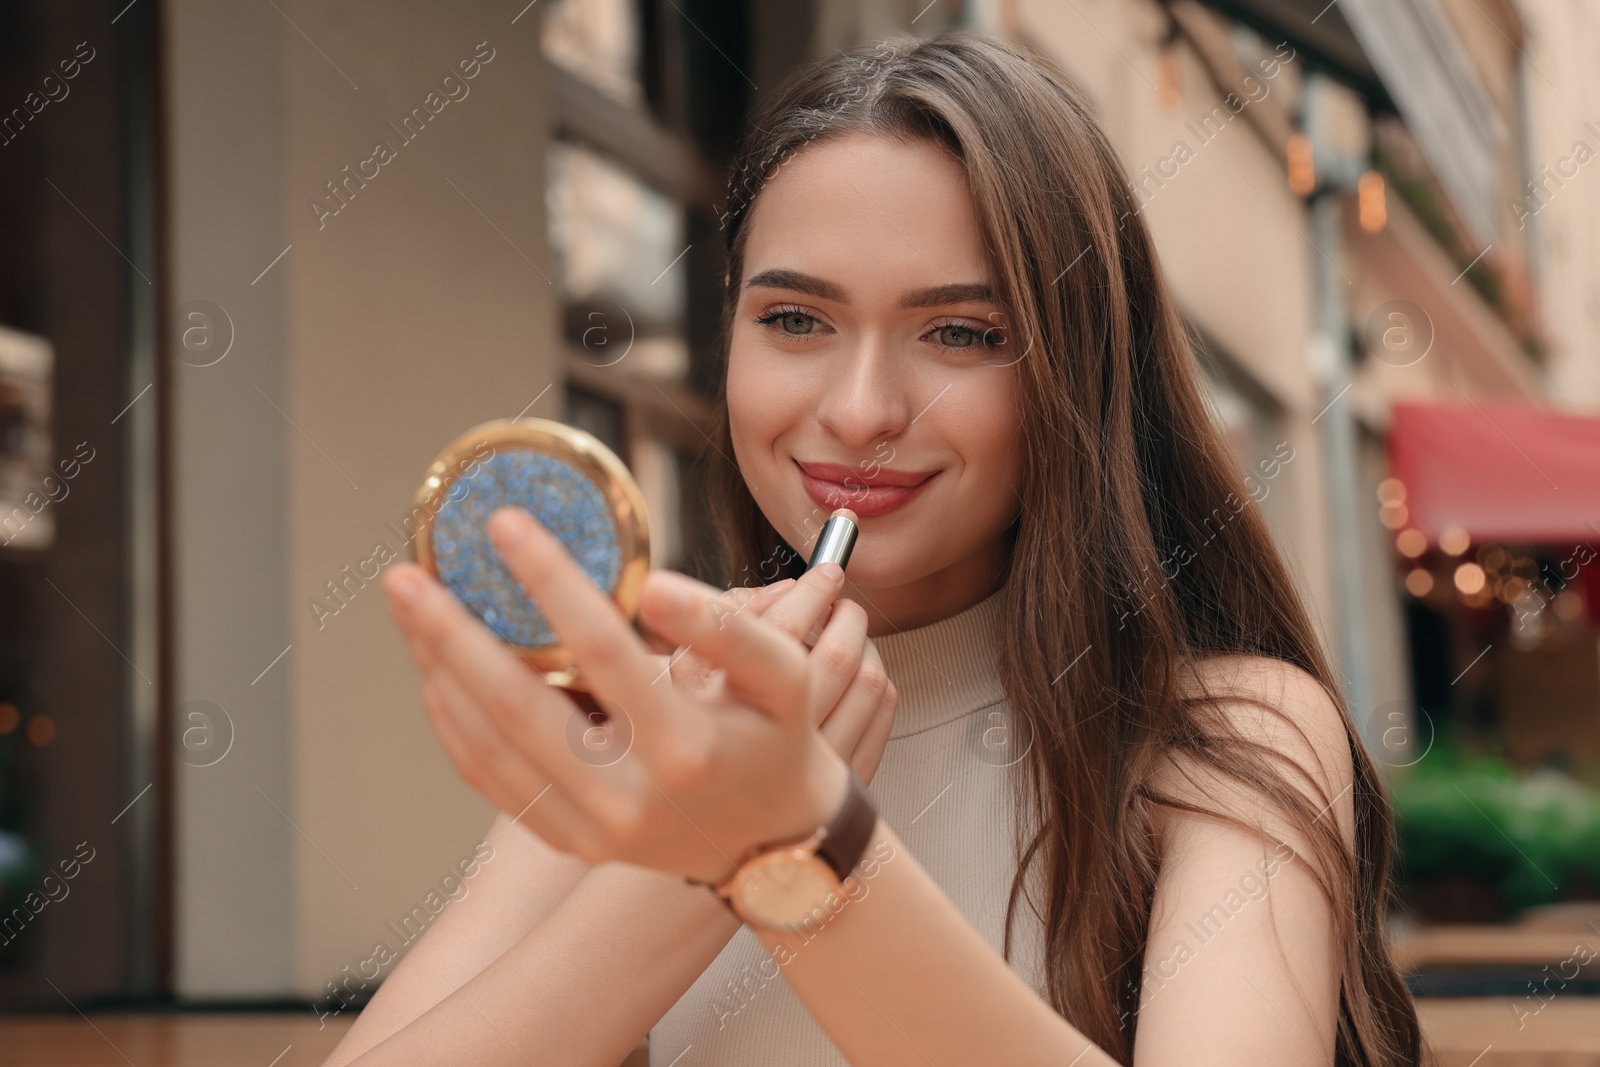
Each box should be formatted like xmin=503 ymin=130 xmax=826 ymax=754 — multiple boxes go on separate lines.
xmin=1387 ymin=401 xmax=1600 ymax=545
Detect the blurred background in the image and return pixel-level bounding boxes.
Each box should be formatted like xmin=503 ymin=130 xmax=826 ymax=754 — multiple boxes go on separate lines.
xmin=1 ymin=0 xmax=1597 ymax=1063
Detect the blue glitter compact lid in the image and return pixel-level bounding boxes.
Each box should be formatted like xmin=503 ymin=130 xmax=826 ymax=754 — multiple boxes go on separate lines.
xmin=409 ymin=418 xmax=650 ymax=688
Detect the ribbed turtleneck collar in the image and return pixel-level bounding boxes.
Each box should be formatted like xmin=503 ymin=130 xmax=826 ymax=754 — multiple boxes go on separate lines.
xmin=873 ymin=585 xmax=1008 ymax=739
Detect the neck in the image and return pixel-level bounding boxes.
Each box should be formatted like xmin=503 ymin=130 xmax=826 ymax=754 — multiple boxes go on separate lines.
xmin=845 ymin=538 xmax=1009 ymax=637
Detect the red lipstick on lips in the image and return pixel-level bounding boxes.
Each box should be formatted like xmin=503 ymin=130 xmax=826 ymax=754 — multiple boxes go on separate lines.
xmin=795 ymin=460 xmax=938 ymax=518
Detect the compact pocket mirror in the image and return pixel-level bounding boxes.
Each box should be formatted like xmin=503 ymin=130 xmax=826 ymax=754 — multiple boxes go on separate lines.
xmin=409 ymin=417 xmax=650 ymax=693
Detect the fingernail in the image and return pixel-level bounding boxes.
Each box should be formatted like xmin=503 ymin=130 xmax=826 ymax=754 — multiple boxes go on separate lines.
xmin=387 ymin=569 xmax=422 ymax=609
xmin=489 ymin=507 xmax=531 ymax=551
xmin=761 ymin=578 xmax=796 ymax=599
xmin=815 ymin=562 xmax=844 ymax=582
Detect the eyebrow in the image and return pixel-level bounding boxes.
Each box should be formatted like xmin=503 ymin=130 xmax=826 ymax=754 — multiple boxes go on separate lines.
xmin=743 ymin=268 xmax=996 ymax=309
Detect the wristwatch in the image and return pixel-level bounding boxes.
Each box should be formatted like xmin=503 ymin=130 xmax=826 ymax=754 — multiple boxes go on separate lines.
xmin=694 ymin=766 xmax=878 ymax=932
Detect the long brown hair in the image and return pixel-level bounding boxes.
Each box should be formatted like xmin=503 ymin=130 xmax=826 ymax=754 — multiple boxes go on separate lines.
xmin=703 ymin=29 xmax=1422 ymax=1066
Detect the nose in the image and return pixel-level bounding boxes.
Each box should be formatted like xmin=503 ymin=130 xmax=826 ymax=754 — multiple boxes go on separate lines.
xmin=813 ymin=330 xmax=913 ymax=452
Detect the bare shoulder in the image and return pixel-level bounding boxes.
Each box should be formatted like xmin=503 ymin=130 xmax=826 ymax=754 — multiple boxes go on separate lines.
xmin=1134 ymin=655 xmax=1356 ymax=1062
xmin=1149 ymin=654 xmax=1356 ymax=853
xmin=1175 ymin=654 xmax=1353 ymax=777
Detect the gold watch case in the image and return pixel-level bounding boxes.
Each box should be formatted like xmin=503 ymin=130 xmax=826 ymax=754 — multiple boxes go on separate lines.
xmin=718 ymin=829 xmax=843 ymax=932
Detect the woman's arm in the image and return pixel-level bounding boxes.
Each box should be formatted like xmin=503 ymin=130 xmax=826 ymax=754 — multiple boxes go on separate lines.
xmin=382 ymin=512 xmax=1355 ymax=1065
xmin=1132 ymin=655 xmax=1354 ymax=1064
xmin=319 ymin=811 xmax=591 ymax=1067
xmin=344 ymin=860 xmax=742 ymax=1066
xmin=376 ymin=514 xmax=1103 ymax=1064
xmin=744 ymin=816 xmax=1114 ymax=1066
xmin=741 ymin=655 xmax=1354 ymax=1067
xmin=356 ymin=789 xmax=1324 ymax=1067
xmin=335 ymin=560 xmax=892 ymax=1066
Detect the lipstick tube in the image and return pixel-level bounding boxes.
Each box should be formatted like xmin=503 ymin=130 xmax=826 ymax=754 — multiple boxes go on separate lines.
xmin=807 ymin=507 xmax=859 ymax=571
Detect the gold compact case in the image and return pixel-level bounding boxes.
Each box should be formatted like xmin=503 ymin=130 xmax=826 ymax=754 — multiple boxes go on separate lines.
xmin=408 ymin=417 xmax=650 ymax=692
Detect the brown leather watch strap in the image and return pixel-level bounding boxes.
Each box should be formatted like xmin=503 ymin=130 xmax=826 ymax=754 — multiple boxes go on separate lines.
xmin=814 ymin=766 xmax=876 ymax=882
xmin=685 ymin=766 xmax=877 ymax=904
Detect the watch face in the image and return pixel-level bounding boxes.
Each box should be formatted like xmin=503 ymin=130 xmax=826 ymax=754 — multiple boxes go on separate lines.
xmin=732 ymin=849 xmax=842 ymax=932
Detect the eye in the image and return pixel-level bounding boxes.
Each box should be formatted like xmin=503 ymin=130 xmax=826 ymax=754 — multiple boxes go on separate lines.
xmin=753 ymin=304 xmax=825 ymax=341
xmin=925 ymin=318 xmax=1005 ymax=350
xmin=932 ymin=323 xmax=979 ymax=348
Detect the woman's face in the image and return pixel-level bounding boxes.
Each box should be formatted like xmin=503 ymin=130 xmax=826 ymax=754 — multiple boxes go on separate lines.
xmin=727 ymin=132 xmax=1024 ymax=628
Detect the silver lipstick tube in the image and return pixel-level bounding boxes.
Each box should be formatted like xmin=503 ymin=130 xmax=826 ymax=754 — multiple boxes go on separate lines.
xmin=806 ymin=507 xmax=859 ymax=571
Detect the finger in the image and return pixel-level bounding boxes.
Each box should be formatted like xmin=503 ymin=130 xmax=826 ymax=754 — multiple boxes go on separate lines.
xmin=391 ymin=565 xmax=613 ymax=860
xmin=420 ymin=671 xmax=597 ymax=854
xmin=487 ymin=508 xmax=687 ymax=737
xmin=849 ymin=677 xmax=898 ymax=783
xmin=801 ymin=605 xmax=836 ymax=650
xmin=806 ymin=598 xmax=868 ymax=727
xmin=818 ymin=635 xmax=887 ymax=733
xmin=744 ymin=577 xmax=799 ymax=611
xmin=636 ymin=568 xmax=811 ymax=727
xmin=759 ymin=564 xmax=846 ymax=645
xmin=817 ymin=683 xmax=873 ymax=758
xmin=641 ymin=629 xmax=680 ymax=656
xmin=389 ymin=555 xmax=641 ymax=808
xmin=668 ymin=580 xmax=795 ymax=692
xmin=667 ymin=643 xmax=717 ymax=693
xmin=385 ymin=563 xmax=446 ymax=670
xmin=392 ymin=567 xmax=576 ymax=807
xmin=423 ymin=656 xmax=566 ymax=803
xmin=688 ymin=578 xmax=797 ymax=634
xmin=820 ymin=657 xmax=890 ymax=754
xmin=640 ymin=581 xmax=792 ymax=655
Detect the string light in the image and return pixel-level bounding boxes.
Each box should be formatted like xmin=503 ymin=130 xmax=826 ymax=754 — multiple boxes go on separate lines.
xmin=25 ymin=715 xmax=54 ymax=747
xmin=1440 ymin=526 xmax=1471 ymax=556
xmin=1287 ymin=133 xmax=1316 ymax=196
xmin=1358 ymin=170 xmax=1386 ymax=232
xmin=1454 ymin=562 xmax=1486 ymax=595
xmin=1404 ymin=568 xmax=1434 ymax=597
xmin=1396 ymin=529 xmax=1428 ymax=558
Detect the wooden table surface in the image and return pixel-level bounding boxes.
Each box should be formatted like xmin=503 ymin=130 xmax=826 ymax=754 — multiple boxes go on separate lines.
xmin=1393 ymin=925 xmax=1600 ymax=973
xmin=0 ymin=1013 xmax=652 ymax=1067
xmin=0 ymin=1013 xmax=355 ymax=1067
xmin=0 ymin=1001 xmax=1593 ymax=1065
xmin=1417 ymin=998 xmax=1600 ymax=1066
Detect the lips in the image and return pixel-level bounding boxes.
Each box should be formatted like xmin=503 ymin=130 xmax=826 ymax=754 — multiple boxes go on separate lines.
xmin=795 ymin=460 xmax=938 ymax=518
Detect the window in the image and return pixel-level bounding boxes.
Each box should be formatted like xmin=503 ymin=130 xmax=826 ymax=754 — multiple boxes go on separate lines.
xmin=1195 ymin=335 xmax=1295 ymax=549
xmin=542 ymin=0 xmax=644 ymax=107
xmin=540 ymin=0 xmax=737 ymax=577
xmin=546 ymin=138 xmax=690 ymax=381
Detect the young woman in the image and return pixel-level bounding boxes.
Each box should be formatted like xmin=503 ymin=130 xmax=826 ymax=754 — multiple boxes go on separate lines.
xmin=330 ymin=29 xmax=1424 ymax=1067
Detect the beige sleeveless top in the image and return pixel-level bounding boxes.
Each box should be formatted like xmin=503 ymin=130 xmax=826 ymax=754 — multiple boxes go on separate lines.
xmin=648 ymin=585 xmax=1050 ymax=1066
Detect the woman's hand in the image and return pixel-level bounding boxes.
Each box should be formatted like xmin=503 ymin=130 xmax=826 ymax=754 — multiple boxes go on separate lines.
xmin=666 ymin=570 xmax=898 ymax=784
xmin=382 ymin=506 xmax=859 ymax=885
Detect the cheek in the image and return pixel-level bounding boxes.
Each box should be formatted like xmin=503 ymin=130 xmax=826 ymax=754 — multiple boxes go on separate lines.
xmin=726 ymin=343 xmax=797 ymax=496
xmin=727 ymin=341 xmax=817 ymax=547
xmin=727 ymin=339 xmax=810 ymax=460
xmin=969 ymin=375 xmax=1024 ymax=480
xmin=956 ymin=375 xmax=1025 ymax=519
xmin=726 ymin=344 xmax=768 ymax=462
